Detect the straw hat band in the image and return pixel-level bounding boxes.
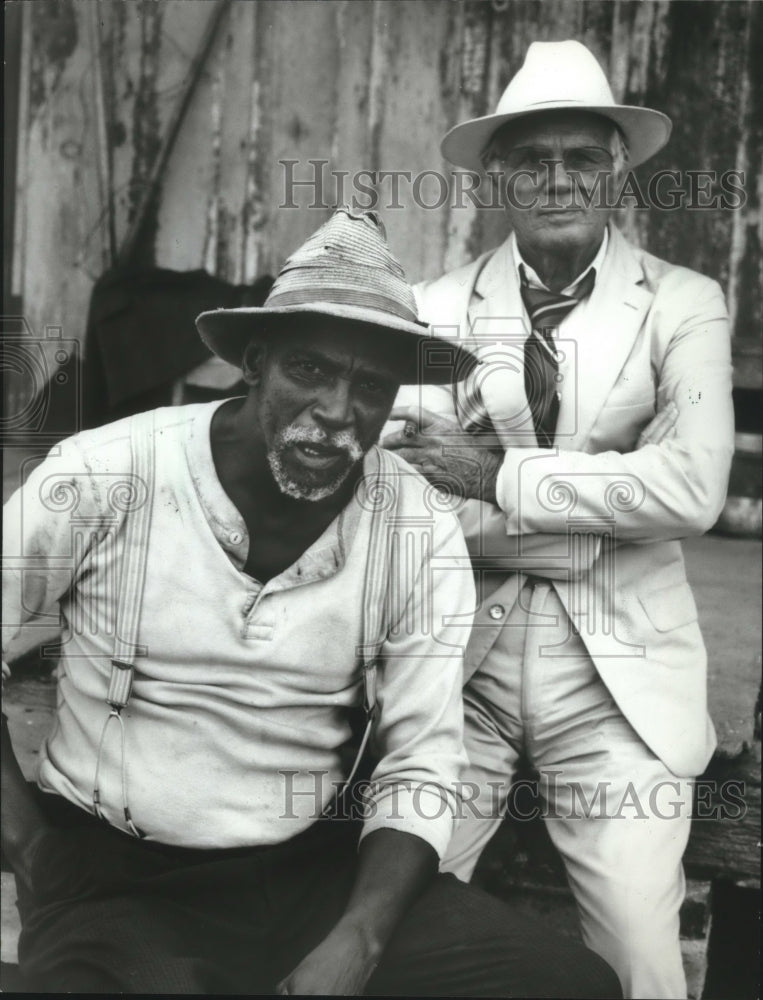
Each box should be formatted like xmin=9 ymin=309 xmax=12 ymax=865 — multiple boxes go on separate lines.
xmin=275 ymin=259 xmax=410 ymax=286
xmin=266 ymin=285 xmax=420 ymax=324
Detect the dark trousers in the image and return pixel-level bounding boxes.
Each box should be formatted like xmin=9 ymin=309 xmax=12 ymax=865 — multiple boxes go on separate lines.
xmin=17 ymin=791 xmax=620 ymax=996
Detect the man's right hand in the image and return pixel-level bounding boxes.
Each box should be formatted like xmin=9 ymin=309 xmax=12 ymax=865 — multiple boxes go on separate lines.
xmin=383 ymin=405 xmax=503 ymax=504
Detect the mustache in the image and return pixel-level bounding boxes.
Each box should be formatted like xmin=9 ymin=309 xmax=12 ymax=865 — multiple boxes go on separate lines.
xmin=277 ymin=425 xmax=364 ymax=462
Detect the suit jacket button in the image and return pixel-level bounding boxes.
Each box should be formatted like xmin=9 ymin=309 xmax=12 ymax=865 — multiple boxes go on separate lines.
xmin=489 ymin=604 xmax=505 ymax=620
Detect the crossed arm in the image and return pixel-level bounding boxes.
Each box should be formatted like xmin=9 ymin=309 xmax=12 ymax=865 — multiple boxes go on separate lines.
xmin=383 ymin=401 xmax=686 ymax=577
xmin=383 ymin=292 xmax=733 ymax=572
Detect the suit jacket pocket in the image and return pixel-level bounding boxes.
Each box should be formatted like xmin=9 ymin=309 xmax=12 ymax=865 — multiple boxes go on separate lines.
xmin=638 ymin=581 xmax=699 ymax=632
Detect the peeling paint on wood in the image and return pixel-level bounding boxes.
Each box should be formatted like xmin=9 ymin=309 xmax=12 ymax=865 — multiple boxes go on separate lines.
xmin=241 ymin=76 xmax=266 ymax=284
xmin=128 ymin=0 xmax=163 ymax=246
xmin=202 ymin=64 xmax=224 ymax=276
xmin=9 ymin=0 xmax=762 ymax=389
xmin=444 ymin=2 xmax=488 ymax=272
xmin=367 ymin=2 xmax=392 ymax=193
xmin=28 ymin=0 xmax=78 ymax=123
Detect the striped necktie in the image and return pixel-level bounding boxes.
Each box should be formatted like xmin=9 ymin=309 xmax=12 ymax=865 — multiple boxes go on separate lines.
xmin=520 ymin=265 xmax=596 ymax=447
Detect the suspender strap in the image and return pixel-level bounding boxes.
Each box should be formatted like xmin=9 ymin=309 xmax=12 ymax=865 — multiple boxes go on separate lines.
xmin=328 ymin=448 xmax=398 ymax=800
xmin=110 ymin=411 xmax=156 ymax=686
xmin=93 ymin=411 xmax=156 ymax=835
xmin=92 ymin=427 xmax=394 ymax=824
xmin=359 ymin=449 xmax=399 ymax=703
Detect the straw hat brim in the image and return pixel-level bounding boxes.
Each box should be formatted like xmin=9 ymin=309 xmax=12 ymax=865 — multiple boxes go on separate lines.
xmin=441 ymin=104 xmax=672 ymax=172
xmin=196 ymin=302 xmax=479 ymax=386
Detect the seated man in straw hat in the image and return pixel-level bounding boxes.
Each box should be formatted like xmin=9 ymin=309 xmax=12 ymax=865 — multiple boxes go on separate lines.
xmin=385 ymin=40 xmax=733 ymax=999
xmin=1 ymin=208 xmax=620 ymax=996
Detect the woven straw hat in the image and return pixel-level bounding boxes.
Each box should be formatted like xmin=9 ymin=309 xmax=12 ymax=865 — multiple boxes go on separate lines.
xmin=197 ymin=208 xmax=478 ymax=385
xmin=441 ymin=40 xmax=672 ymax=172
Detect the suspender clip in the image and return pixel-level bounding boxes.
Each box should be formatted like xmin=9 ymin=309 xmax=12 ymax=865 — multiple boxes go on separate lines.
xmin=106 ymin=659 xmax=135 ymax=710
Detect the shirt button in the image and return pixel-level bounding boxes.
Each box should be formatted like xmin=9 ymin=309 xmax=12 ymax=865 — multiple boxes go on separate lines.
xmin=229 ymin=530 xmax=243 ymax=544
xmin=488 ymin=604 xmax=505 ymax=620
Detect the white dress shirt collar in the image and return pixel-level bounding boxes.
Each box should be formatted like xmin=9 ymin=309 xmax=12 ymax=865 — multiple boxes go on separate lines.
xmin=512 ymin=226 xmax=609 ymax=295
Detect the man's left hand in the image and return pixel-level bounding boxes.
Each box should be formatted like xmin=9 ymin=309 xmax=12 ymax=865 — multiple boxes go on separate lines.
xmin=383 ymin=405 xmax=502 ymax=505
xmin=276 ymin=917 xmax=379 ymax=996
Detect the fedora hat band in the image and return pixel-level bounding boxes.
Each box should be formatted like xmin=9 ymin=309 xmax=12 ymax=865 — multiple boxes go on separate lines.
xmin=266 ymin=285 xmax=420 ymax=324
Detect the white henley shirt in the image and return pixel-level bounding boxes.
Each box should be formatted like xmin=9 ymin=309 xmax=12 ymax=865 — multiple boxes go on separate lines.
xmin=2 ymin=402 xmax=475 ymax=857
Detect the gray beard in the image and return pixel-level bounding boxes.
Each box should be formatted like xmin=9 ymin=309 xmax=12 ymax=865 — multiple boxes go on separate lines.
xmin=267 ymin=425 xmax=364 ymax=502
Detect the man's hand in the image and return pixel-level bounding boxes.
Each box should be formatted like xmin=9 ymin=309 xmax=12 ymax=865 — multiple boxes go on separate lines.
xmin=277 ymin=916 xmax=379 ymax=996
xmin=277 ymin=828 xmax=437 ymax=996
xmin=383 ymin=405 xmax=503 ymax=504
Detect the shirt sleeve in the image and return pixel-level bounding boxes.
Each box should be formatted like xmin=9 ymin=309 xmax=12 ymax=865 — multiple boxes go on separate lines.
xmin=358 ymin=505 xmax=475 ymax=859
xmin=2 ymin=435 xmax=106 ymax=664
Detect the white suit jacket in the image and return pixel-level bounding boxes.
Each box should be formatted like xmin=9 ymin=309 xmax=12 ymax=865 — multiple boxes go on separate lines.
xmin=398 ymin=225 xmax=734 ymax=777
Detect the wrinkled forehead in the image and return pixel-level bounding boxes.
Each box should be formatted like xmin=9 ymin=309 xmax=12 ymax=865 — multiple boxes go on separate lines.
xmin=260 ymin=322 xmax=405 ymax=380
xmin=489 ymin=110 xmax=617 ymax=154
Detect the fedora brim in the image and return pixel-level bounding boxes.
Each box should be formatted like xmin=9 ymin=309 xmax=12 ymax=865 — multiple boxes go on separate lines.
xmin=196 ymin=302 xmax=479 ymax=386
xmin=441 ymin=104 xmax=672 ymax=172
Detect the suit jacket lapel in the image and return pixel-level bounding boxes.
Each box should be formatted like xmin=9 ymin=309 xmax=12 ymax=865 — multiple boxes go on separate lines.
xmin=468 ymin=239 xmax=538 ymax=448
xmin=461 ymin=227 xmax=652 ymax=452
xmin=562 ymin=226 xmax=653 ymax=452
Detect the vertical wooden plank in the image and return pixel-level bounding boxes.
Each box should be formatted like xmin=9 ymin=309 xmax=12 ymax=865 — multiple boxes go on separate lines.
xmin=200 ymin=55 xmax=225 ymax=277
xmin=472 ymin=0 xmax=530 ymax=258
xmin=127 ymin=0 xmax=164 ymax=244
xmin=736 ymin=1 xmax=762 ymax=356
xmin=330 ymin=0 xmax=374 ymax=179
xmin=97 ymin=0 xmax=134 ymax=259
xmin=18 ymin=0 xmax=104 ymax=359
xmin=639 ymin=1 xmax=753 ymax=300
xmin=11 ymin=0 xmax=32 ymax=299
xmin=253 ymin=0 xmax=340 ymax=275
xmin=723 ymin=3 xmax=755 ymax=339
xmin=151 ymin=2 xmax=230 ymax=273
xmin=206 ymin=1 xmax=259 ymax=283
xmin=240 ymin=3 xmax=267 ymax=285
xmin=86 ymin=2 xmax=115 ymax=271
xmin=443 ymin=1 xmax=489 ymax=273
xmin=105 ymin=0 xmax=213 ymax=267
xmin=373 ymin=0 xmax=462 ymax=281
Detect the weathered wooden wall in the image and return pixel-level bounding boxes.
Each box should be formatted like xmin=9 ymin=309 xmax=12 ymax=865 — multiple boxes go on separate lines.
xmin=7 ymin=0 xmax=762 ymax=386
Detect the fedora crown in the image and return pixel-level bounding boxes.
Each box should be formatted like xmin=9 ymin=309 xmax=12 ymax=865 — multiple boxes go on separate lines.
xmin=496 ymin=40 xmax=616 ymax=114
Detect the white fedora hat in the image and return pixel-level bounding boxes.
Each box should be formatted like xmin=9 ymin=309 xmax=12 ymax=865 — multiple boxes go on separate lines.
xmin=441 ymin=40 xmax=671 ymax=172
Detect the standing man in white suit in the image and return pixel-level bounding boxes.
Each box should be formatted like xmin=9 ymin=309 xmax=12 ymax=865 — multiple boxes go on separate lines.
xmin=384 ymin=40 xmax=734 ymax=999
